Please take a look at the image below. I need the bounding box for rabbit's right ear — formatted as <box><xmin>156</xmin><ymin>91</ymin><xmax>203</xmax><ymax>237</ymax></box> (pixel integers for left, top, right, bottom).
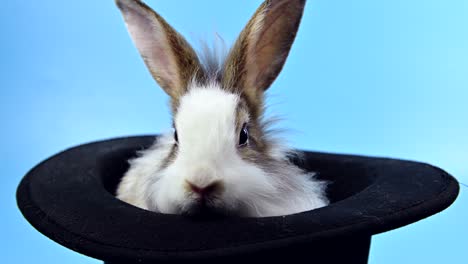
<box><xmin>116</xmin><ymin>0</ymin><xmax>203</xmax><ymax>99</ymax></box>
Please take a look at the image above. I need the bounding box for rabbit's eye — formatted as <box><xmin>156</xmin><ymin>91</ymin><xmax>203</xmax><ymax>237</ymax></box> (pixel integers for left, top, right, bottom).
<box><xmin>239</xmin><ymin>123</ymin><xmax>249</xmax><ymax>147</ymax></box>
<box><xmin>174</xmin><ymin>130</ymin><xmax>178</xmax><ymax>144</ymax></box>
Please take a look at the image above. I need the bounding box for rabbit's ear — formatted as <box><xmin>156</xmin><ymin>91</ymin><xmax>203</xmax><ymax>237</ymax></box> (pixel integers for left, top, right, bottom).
<box><xmin>223</xmin><ymin>0</ymin><xmax>306</xmax><ymax>107</ymax></box>
<box><xmin>116</xmin><ymin>0</ymin><xmax>203</xmax><ymax>99</ymax></box>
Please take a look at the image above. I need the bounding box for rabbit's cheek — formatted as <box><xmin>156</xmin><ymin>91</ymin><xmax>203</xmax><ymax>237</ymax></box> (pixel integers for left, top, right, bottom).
<box><xmin>145</xmin><ymin>168</ymin><xmax>183</xmax><ymax>214</ymax></box>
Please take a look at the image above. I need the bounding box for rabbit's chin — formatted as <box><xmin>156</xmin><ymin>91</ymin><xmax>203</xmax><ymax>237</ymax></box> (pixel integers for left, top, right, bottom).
<box><xmin>147</xmin><ymin>180</ymin><xmax>249</xmax><ymax>217</ymax></box>
<box><xmin>148</xmin><ymin>193</ymin><xmax>244</xmax><ymax>218</ymax></box>
<box><xmin>175</xmin><ymin>199</ymin><xmax>238</xmax><ymax>219</ymax></box>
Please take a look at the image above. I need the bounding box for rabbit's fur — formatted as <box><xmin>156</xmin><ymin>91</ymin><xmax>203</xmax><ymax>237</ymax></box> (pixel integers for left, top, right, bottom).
<box><xmin>115</xmin><ymin>0</ymin><xmax>329</xmax><ymax>217</ymax></box>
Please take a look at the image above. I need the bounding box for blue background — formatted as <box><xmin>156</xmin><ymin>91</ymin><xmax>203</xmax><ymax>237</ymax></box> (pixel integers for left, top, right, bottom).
<box><xmin>2</xmin><ymin>0</ymin><xmax>467</xmax><ymax>263</ymax></box>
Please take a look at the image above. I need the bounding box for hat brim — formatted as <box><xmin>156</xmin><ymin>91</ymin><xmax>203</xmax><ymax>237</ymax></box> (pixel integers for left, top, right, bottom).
<box><xmin>16</xmin><ymin>135</ymin><xmax>459</xmax><ymax>263</ymax></box>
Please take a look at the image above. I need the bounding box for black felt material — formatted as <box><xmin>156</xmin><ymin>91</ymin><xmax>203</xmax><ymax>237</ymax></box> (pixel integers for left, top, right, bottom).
<box><xmin>16</xmin><ymin>136</ymin><xmax>459</xmax><ymax>264</ymax></box>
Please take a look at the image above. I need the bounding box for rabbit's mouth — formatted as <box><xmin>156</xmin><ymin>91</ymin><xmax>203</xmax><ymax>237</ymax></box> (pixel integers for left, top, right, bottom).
<box><xmin>180</xmin><ymin>198</ymin><xmax>231</xmax><ymax>219</ymax></box>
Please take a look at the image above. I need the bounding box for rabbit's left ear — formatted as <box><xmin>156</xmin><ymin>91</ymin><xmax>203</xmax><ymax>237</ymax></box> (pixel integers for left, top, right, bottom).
<box><xmin>116</xmin><ymin>0</ymin><xmax>203</xmax><ymax>99</ymax></box>
<box><xmin>223</xmin><ymin>0</ymin><xmax>306</xmax><ymax>113</ymax></box>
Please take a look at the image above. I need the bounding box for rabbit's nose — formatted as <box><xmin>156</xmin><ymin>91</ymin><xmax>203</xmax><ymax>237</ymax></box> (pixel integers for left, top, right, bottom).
<box><xmin>185</xmin><ymin>180</ymin><xmax>223</xmax><ymax>197</ymax></box>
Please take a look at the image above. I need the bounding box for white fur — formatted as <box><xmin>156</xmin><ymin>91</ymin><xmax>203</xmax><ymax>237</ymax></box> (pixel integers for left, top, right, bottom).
<box><xmin>117</xmin><ymin>85</ymin><xmax>328</xmax><ymax>217</ymax></box>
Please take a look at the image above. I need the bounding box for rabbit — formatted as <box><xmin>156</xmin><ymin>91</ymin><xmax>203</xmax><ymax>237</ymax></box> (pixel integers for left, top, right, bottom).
<box><xmin>114</xmin><ymin>0</ymin><xmax>329</xmax><ymax>217</ymax></box>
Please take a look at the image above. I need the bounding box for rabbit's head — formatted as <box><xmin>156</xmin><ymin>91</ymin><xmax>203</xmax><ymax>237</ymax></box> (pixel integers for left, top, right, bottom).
<box><xmin>116</xmin><ymin>0</ymin><xmax>327</xmax><ymax>217</ymax></box>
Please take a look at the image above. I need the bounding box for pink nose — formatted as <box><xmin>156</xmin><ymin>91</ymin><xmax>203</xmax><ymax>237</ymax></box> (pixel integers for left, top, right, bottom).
<box><xmin>185</xmin><ymin>180</ymin><xmax>223</xmax><ymax>197</ymax></box>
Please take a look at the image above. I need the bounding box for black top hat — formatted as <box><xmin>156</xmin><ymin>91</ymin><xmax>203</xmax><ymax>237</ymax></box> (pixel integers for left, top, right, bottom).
<box><xmin>16</xmin><ymin>135</ymin><xmax>459</xmax><ymax>264</ymax></box>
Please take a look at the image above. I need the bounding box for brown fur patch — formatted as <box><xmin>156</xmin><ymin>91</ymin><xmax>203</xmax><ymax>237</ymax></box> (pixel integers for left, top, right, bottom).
<box><xmin>159</xmin><ymin>143</ymin><xmax>178</xmax><ymax>170</ymax></box>
<box><xmin>235</xmin><ymin>97</ymin><xmax>271</xmax><ymax>158</ymax></box>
